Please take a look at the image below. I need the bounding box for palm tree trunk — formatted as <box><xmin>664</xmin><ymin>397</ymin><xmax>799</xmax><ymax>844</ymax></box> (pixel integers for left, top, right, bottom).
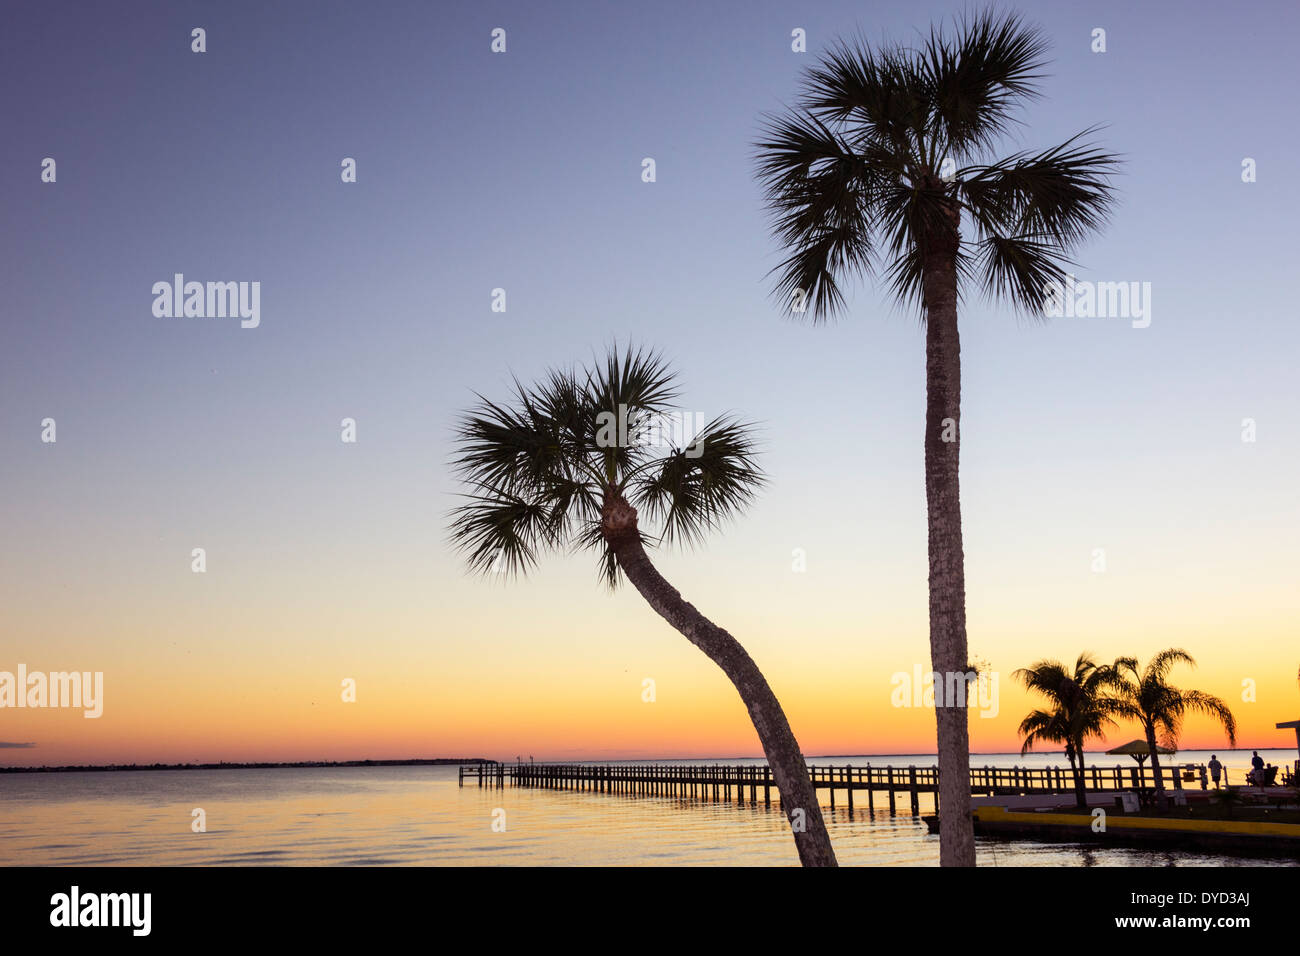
<box><xmin>920</xmin><ymin>203</ymin><xmax>976</xmax><ymax>867</ymax></box>
<box><xmin>1062</xmin><ymin>745</ymin><xmax>1085</xmax><ymax>808</ymax></box>
<box><xmin>602</xmin><ymin>497</ymin><xmax>837</xmax><ymax>867</ymax></box>
<box><xmin>1145</xmin><ymin>722</ymin><xmax>1168</xmax><ymax>809</ymax></box>
<box><xmin>1073</xmin><ymin>737</ymin><xmax>1089</xmax><ymax>810</ymax></box>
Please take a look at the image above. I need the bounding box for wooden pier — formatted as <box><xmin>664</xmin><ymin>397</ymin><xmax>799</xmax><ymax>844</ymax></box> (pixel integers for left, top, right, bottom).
<box><xmin>459</xmin><ymin>761</ymin><xmax>1209</xmax><ymax>814</ymax></box>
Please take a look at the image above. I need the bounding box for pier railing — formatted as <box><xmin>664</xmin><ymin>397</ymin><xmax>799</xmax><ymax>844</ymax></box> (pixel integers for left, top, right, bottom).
<box><xmin>458</xmin><ymin>760</ymin><xmax>1209</xmax><ymax>813</ymax></box>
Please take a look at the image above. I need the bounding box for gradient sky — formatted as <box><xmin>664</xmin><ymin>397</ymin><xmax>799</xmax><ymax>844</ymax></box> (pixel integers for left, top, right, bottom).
<box><xmin>2</xmin><ymin>0</ymin><xmax>1298</xmax><ymax>766</ymax></box>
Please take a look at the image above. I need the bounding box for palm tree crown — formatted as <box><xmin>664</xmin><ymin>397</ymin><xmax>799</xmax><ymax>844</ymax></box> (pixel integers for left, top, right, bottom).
<box><xmin>1111</xmin><ymin>649</ymin><xmax>1238</xmax><ymax>751</ymax></box>
<box><xmin>1015</xmin><ymin>654</ymin><xmax>1122</xmax><ymax>759</ymax></box>
<box><xmin>755</xmin><ymin>9</ymin><xmax>1119</xmax><ymax>320</ymax></box>
<box><xmin>449</xmin><ymin>346</ymin><xmax>762</xmax><ymax>587</ymax></box>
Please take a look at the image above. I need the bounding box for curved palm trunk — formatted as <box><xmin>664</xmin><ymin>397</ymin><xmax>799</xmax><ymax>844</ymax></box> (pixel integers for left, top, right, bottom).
<box><xmin>602</xmin><ymin>497</ymin><xmax>837</xmax><ymax>867</ymax></box>
<box><xmin>921</xmin><ymin>200</ymin><xmax>976</xmax><ymax>867</ymax></box>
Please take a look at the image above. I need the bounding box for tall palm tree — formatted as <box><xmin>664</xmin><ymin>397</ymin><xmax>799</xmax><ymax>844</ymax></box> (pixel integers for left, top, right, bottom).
<box><xmin>1109</xmin><ymin>649</ymin><xmax>1237</xmax><ymax>807</ymax></box>
<box><xmin>448</xmin><ymin>345</ymin><xmax>837</xmax><ymax>867</ymax></box>
<box><xmin>754</xmin><ymin>10</ymin><xmax>1119</xmax><ymax>865</ymax></box>
<box><xmin>1014</xmin><ymin>654</ymin><xmax>1122</xmax><ymax>809</ymax></box>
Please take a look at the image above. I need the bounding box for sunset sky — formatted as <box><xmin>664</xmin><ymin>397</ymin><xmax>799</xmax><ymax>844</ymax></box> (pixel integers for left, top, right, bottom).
<box><xmin>2</xmin><ymin>0</ymin><xmax>1298</xmax><ymax>767</ymax></box>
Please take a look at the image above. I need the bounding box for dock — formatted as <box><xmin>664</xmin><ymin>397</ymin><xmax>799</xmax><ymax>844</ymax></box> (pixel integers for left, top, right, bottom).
<box><xmin>964</xmin><ymin>803</ymin><xmax>1300</xmax><ymax>858</ymax></box>
<box><xmin>459</xmin><ymin>761</ymin><xmax>1209</xmax><ymax>814</ymax></box>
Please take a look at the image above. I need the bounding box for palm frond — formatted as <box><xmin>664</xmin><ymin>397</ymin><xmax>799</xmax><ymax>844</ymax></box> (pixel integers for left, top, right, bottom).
<box><xmin>1013</xmin><ymin>660</ymin><xmax>1071</xmax><ymax>701</ymax></box>
<box><xmin>453</xmin><ymin>383</ymin><xmax>571</xmax><ymax>494</ymax></box>
<box><xmin>585</xmin><ymin>346</ymin><xmax>678</xmax><ymax>481</ymax></box>
<box><xmin>1179</xmin><ymin>690</ymin><xmax>1238</xmax><ymax>747</ymax></box>
<box><xmin>921</xmin><ymin>10</ymin><xmax>1050</xmax><ymax>161</ymax></box>
<box><xmin>974</xmin><ymin>233</ymin><xmax>1072</xmax><ymax>316</ymax></box>
<box><xmin>447</xmin><ymin>488</ymin><xmax>555</xmax><ymax>579</ymax></box>
<box><xmin>632</xmin><ymin>416</ymin><xmax>765</xmax><ymax>547</ymax></box>
<box><xmin>572</xmin><ymin>520</ymin><xmax>626</xmax><ymax>590</ymax></box>
<box><xmin>958</xmin><ymin>131</ymin><xmax>1119</xmax><ymax>248</ymax></box>
<box><xmin>800</xmin><ymin>37</ymin><xmax>929</xmax><ymax>156</ymax></box>
<box><xmin>1018</xmin><ymin>709</ymin><xmax>1066</xmax><ymax>755</ymax></box>
<box><xmin>755</xmin><ymin>111</ymin><xmax>881</xmax><ymax>320</ymax></box>
<box><xmin>588</xmin><ymin>344</ymin><xmax>680</xmax><ymax>418</ymax></box>
<box><xmin>1145</xmin><ymin>647</ymin><xmax>1197</xmax><ymax>685</ymax></box>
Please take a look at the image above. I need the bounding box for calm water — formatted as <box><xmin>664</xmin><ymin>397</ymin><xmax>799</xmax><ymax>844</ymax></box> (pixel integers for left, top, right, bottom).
<box><xmin>2</xmin><ymin>751</ymin><xmax>1295</xmax><ymax>866</ymax></box>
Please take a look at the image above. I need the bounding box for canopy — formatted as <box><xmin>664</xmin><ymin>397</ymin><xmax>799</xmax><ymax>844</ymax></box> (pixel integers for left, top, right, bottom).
<box><xmin>1106</xmin><ymin>739</ymin><xmax>1176</xmax><ymax>765</ymax></box>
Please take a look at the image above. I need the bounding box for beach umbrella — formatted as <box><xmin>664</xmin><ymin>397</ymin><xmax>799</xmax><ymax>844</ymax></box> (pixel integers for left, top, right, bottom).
<box><xmin>1106</xmin><ymin>739</ymin><xmax>1176</xmax><ymax>766</ymax></box>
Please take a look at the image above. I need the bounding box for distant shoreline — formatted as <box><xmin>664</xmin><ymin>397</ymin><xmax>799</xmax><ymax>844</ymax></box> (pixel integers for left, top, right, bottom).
<box><xmin>0</xmin><ymin>758</ymin><xmax>496</xmax><ymax>775</ymax></box>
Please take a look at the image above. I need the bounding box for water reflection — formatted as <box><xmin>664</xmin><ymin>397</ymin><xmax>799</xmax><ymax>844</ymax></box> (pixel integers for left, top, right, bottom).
<box><xmin>0</xmin><ymin>764</ymin><xmax>1292</xmax><ymax>866</ymax></box>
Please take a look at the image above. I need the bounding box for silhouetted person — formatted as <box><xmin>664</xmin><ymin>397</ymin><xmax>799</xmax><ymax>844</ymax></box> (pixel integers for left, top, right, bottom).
<box><xmin>1248</xmin><ymin>750</ymin><xmax>1265</xmax><ymax>785</ymax></box>
<box><xmin>1208</xmin><ymin>754</ymin><xmax>1223</xmax><ymax>789</ymax></box>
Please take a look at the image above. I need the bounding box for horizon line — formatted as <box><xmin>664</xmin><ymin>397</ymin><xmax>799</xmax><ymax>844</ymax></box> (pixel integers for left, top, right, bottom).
<box><xmin>5</xmin><ymin>745</ymin><xmax>1290</xmax><ymax>774</ymax></box>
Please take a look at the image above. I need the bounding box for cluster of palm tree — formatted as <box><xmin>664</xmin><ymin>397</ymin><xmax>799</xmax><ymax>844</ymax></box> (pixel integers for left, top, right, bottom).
<box><xmin>449</xmin><ymin>9</ymin><xmax>1121</xmax><ymax>868</ymax></box>
<box><xmin>1016</xmin><ymin>649</ymin><xmax>1237</xmax><ymax>810</ymax></box>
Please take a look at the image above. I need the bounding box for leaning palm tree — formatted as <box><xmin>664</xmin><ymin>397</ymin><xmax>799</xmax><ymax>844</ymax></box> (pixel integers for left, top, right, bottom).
<box><xmin>1109</xmin><ymin>649</ymin><xmax>1237</xmax><ymax>808</ymax></box>
<box><xmin>754</xmin><ymin>10</ymin><xmax>1119</xmax><ymax>865</ymax></box>
<box><xmin>448</xmin><ymin>345</ymin><xmax>836</xmax><ymax>867</ymax></box>
<box><xmin>1014</xmin><ymin>654</ymin><xmax>1122</xmax><ymax>809</ymax></box>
